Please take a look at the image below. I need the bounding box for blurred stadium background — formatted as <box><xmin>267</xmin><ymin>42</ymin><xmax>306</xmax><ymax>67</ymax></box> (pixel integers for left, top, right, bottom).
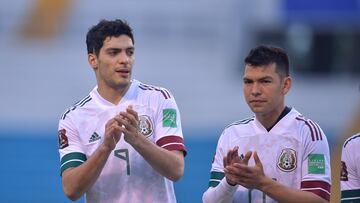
<box><xmin>0</xmin><ymin>0</ymin><xmax>359</xmax><ymax>202</ymax></box>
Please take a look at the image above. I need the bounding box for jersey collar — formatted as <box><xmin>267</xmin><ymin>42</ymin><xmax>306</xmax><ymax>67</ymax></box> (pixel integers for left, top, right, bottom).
<box><xmin>254</xmin><ymin>107</ymin><xmax>295</xmax><ymax>133</ymax></box>
<box><xmin>91</xmin><ymin>79</ymin><xmax>140</xmax><ymax>108</ymax></box>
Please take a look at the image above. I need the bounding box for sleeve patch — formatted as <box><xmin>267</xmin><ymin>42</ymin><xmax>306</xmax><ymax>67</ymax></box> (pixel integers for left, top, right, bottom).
<box><xmin>58</xmin><ymin>129</ymin><xmax>69</xmax><ymax>149</ymax></box>
<box><xmin>162</xmin><ymin>108</ymin><xmax>177</xmax><ymax>128</ymax></box>
<box><xmin>308</xmin><ymin>154</ymin><xmax>325</xmax><ymax>174</ymax></box>
<box><xmin>340</xmin><ymin>161</ymin><xmax>349</xmax><ymax>181</ymax></box>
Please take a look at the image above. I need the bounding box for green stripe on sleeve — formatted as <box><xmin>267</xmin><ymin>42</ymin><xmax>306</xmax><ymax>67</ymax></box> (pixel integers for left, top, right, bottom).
<box><xmin>341</xmin><ymin>189</ymin><xmax>360</xmax><ymax>202</ymax></box>
<box><xmin>208</xmin><ymin>171</ymin><xmax>225</xmax><ymax>187</ymax></box>
<box><xmin>60</xmin><ymin>152</ymin><xmax>87</xmax><ymax>176</ymax></box>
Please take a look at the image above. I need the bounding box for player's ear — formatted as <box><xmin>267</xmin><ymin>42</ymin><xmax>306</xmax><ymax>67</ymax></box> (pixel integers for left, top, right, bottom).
<box><xmin>88</xmin><ymin>53</ymin><xmax>98</xmax><ymax>70</ymax></box>
<box><xmin>282</xmin><ymin>76</ymin><xmax>292</xmax><ymax>95</ymax></box>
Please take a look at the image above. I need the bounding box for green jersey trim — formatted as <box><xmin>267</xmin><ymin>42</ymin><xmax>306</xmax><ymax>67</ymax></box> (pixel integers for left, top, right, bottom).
<box><xmin>60</xmin><ymin>152</ymin><xmax>87</xmax><ymax>175</ymax></box>
<box><xmin>208</xmin><ymin>171</ymin><xmax>225</xmax><ymax>187</ymax></box>
<box><xmin>341</xmin><ymin>189</ymin><xmax>360</xmax><ymax>202</ymax></box>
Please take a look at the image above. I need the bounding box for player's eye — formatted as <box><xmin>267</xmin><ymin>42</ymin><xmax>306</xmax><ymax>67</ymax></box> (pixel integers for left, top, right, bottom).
<box><xmin>243</xmin><ymin>79</ymin><xmax>253</xmax><ymax>84</ymax></box>
<box><xmin>126</xmin><ymin>48</ymin><xmax>134</xmax><ymax>56</ymax></box>
<box><xmin>107</xmin><ymin>48</ymin><xmax>121</xmax><ymax>56</ymax></box>
<box><xmin>260</xmin><ymin>79</ymin><xmax>272</xmax><ymax>84</ymax></box>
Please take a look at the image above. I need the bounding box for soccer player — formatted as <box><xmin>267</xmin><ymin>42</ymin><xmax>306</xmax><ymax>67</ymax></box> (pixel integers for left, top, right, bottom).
<box><xmin>340</xmin><ymin>132</ymin><xmax>360</xmax><ymax>202</ymax></box>
<box><xmin>58</xmin><ymin>19</ymin><xmax>186</xmax><ymax>203</ymax></box>
<box><xmin>202</xmin><ymin>45</ymin><xmax>331</xmax><ymax>203</ymax></box>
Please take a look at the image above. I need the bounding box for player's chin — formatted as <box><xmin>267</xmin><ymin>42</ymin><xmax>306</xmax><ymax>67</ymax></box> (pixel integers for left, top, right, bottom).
<box><xmin>113</xmin><ymin>80</ymin><xmax>131</xmax><ymax>89</ymax></box>
<box><xmin>249</xmin><ymin>105</ymin><xmax>265</xmax><ymax>114</ymax></box>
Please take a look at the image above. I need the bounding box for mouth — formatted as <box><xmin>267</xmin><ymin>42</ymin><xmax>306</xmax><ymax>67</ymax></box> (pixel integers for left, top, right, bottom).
<box><xmin>115</xmin><ymin>69</ymin><xmax>130</xmax><ymax>77</ymax></box>
<box><xmin>249</xmin><ymin>100</ymin><xmax>266</xmax><ymax>104</ymax></box>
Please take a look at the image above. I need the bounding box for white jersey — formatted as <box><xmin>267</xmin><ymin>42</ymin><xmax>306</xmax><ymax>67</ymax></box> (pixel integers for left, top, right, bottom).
<box><xmin>203</xmin><ymin>108</ymin><xmax>331</xmax><ymax>203</ymax></box>
<box><xmin>58</xmin><ymin>79</ymin><xmax>186</xmax><ymax>203</ymax></box>
<box><xmin>341</xmin><ymin>132</ymin><xmax>360</xmax><ymax>202</ymax></box>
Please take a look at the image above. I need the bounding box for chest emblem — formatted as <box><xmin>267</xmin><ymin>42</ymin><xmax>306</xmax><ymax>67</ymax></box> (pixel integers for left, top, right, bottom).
<box><xmin>277</xmin><ymin>148</ymin><xmax>297</xmax><ymax>172</ymax></box>
<box><xmin>138</xmin><ymin>115</ymin><xmax>153</xmax><ymax>138</ymax></box>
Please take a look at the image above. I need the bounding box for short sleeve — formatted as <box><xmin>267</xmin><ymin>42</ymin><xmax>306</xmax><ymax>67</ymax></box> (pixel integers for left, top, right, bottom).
<box><xmin>341</xmin><ymin>134</ymin><xmax>360</xmax><ymax>193</ymax></box>
<box><xmin>58</xmin><ymin>115</ymin><xmax>87</xmax><ymax>175</ymax></box>
<box><xmin>300</xmin><ymin>121</ymin><xmax>331</xmax><ymax>201</ymax></box>
<box><xmin>153</xmin><ymin>90</ymin><xmax>187</xmax><ymax>155</ymax></box>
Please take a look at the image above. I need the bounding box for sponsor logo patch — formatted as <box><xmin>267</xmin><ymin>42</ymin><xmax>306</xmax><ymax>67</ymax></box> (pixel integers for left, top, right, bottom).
<box><xmin>277</xmin><ymin>148</ymin><xmax>297</xmax><ymax>172</ymax></box>
<box><xmin>138</xmin><ymin>115</ymin><xmax>153</xmax><ymax>138</ymax></box>
<box><xmin>89</xmin><ymin>132</ymin><xmax>101</xmax><ymax>143</ymax></box>
<box><xmin>58</xmin><ymin>129</ymin><xmax>69</xmax><ymax>149</ymax></box>
<box><xmin>340</xmin><ymin>161</ymin><xmax>348</xmax><ymax>181</ymax></box>
<box><xmin>163</xmin><ymin>108</ymin><xmax>177</xmax><ymax>128</ymax></box>
<box><xmin>308</xmin><ymin>154</ymin><xmax>325</xmax><ymax>174</ymax></box>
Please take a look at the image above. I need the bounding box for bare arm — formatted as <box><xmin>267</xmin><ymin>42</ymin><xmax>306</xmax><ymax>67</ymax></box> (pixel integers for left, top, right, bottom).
<box><xmin>129</xmin><ymin>136</ymin><xmax>184</xmax><ymax>181</ymax></box>
<box><xmin>260</xmin><ymin>177</ymin><xmax>328</xmax><ymax>203</ymax></box>
<box><xmin>115</xmin><ymin>106</ymin><xmax>184</xmax><ymax>181</ymax></box>
<box><xmin>62</xmin><ymin>118</ymin><xmax>123</xmax><ymax>201</ymax></box>
<box><xmin>225</xmin><ymin>151</ymin><xmax>329</xmax><ymax>203</ymax></box>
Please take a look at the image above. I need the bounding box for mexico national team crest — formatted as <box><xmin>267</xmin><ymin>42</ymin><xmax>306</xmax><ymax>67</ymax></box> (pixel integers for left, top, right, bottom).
<box><xmin>138</xmin><ymin>115</ymin><xmax>153</xmax><ymax>138</ymax></box>
<box><xmin>277</xmin><ymin>148</ymin><xmax>297</xmax><ymax>172</ymax></box>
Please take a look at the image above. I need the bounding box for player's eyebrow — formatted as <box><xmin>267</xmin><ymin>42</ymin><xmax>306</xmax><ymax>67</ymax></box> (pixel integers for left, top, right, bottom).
<box><xmin>106</xmin><ymin>46</ymin><xmax>134</xmax><ymax>51</ymax></box>
<box><xmin>258</xmin><ymin>76</ymin><xmax>273</xmax><ymax>80</ymax></box>
<box><xmin>243</xmin><ymin>76</ymin><xmax>273</xmax><ymax>81</ymax></box>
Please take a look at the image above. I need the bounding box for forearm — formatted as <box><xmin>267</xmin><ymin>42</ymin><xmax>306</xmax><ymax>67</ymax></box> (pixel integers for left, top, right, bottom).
<box><xmin>260</xmin><ymin>177</ymin><xmax>329</xmax><ymax>203</ymax></box>
<box><xmin>62</xmin><ymin>145</ymin><xmax>112</xmax><ymax>201</ymax></box>
<box><xmin>129</xmin><ymin>135</ymin><xmax>184</xmax><ymax>181</ymax></box>
<box><xmin>203</xmin><ymin>178</ymin><xmax>238</xmax><ymax>203</ymax></box>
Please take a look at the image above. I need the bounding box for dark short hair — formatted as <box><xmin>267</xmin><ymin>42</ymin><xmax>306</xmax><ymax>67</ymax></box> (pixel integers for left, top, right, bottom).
<box><xmin>86</xmin><ymin>19</ymin><xmax>134</xmax><ymax>56</ymax></box>
<box><xmin>244</xmin><ymin>45</ymin><xmax>290</xmax><ymax>77</ymax></box>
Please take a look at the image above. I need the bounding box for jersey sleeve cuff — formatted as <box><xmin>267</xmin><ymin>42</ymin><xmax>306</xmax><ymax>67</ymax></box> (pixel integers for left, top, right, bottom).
<box><xmin>156</xmin><ymin>135</ymin><xmax>187</xmax><ymax>156</ymax></box>
<box><xmin>301</xmin><ymin>180</ymin><xmax>331</xmax><ymax>201</ymax></box>
<box><xmin>60</xmin><ymin>152</ymin><xmax>87</xmax><ymax>176</ymax></box>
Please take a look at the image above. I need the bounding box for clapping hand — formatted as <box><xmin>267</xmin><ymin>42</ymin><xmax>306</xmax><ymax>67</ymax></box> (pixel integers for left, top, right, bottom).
<box><xmin>224</xmin><ymin>151</ymin><xmax>265</xmax><ymax>189</ymax></box>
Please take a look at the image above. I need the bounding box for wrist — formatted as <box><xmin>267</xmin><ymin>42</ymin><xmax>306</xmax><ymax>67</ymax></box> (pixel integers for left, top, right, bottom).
<box><xmin>226</xmin><ymin>177</ymin><xmax>237</xmax><ymax>186</ymax></box>
<box><xmin>220</xmin><ymin>178</ymin><xmax>239</xmax><ymax>194</ymax></box>
<box><xmin>259</xmin><ymin>176</ymin><xmax>274</xmax><ymax>192</ymax></box>
<box><xmin>99</xmin><ymin>144</ymin><xmax>113</xmax><ymax>155</ymax></box>
<box><xmin>125</xmin><ymin>132</ymin><xmax>143</xmax><ymax>147</ymax></box>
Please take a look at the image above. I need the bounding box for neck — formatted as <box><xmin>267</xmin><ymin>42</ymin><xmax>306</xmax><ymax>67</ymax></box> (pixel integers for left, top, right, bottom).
<box><xmin>97</xmin><ymin>83</ymin><xmax>131</xmax><ymax>105</ymax></box>
<box><xmin>256</xmin><ymin>105</ymin><xmax>285</xmax><ymax>130</ymax></box>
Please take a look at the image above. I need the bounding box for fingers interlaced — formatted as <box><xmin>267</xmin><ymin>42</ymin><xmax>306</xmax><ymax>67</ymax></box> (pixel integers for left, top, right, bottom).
<box><xmin>126</xmin><ymin>106</ymin><xmax>139</xmax><ymax>121</ymax></box>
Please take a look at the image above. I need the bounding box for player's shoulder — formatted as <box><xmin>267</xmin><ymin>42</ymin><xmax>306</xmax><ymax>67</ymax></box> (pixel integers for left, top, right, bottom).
<box><xmin>343</xmin><ymin>132</ymin><xmax>360</xmax><ymax>149</ymax></box>
<box><xmin>60</xmin><ymin>94</ymin><xmax>93</xmax><ymax>120</ymax></box>
<box><xmin>217</xmin><ymin>117</ymin><xmax>255</xmax><ymax>142</ymax></box>
<box><xmin>294</xmin><ymin>113</ymin><xmax>321</xmax><ymax>129</ymax></box>
<box><xmin>137</xmin><ymin>81</ymin><xmax>173</xmax><ymax>100</ymax></box>
<box><xmin>293</xmin><ymin>111</ymin><xmax>325</xmax><ymax>142</ymax></box>
<box><xmin>225</xmin><ymin>117</ymin><xmax>255</xmax><ymax>130</ymax></box>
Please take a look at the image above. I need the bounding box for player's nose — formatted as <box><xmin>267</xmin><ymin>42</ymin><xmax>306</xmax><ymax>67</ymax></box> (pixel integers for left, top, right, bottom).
<box><xmin>251</xmin><ymin>83</ymin><xmax>261</xmax><ymax>96</ymax></box>
<box><xmin>118</xmin><ymin>52</ymin><xmax>129</xmax><ymax>64</ymax></box>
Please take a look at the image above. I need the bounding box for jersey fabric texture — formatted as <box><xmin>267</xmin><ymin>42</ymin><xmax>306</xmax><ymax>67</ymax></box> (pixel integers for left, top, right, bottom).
<box><xmin>204</xmin><ymin>108</ymin><xmax>331</xmax><ymax>203</ymax></box>
<box><xmin>341</xmin><ymin>132</ymin><xmax>360</xmax><ymax>202</ymax></box>
<box><xmin>58</xmin><ymin>79</ymin><xmax>186</xmax><ymax>203</ymax></box>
